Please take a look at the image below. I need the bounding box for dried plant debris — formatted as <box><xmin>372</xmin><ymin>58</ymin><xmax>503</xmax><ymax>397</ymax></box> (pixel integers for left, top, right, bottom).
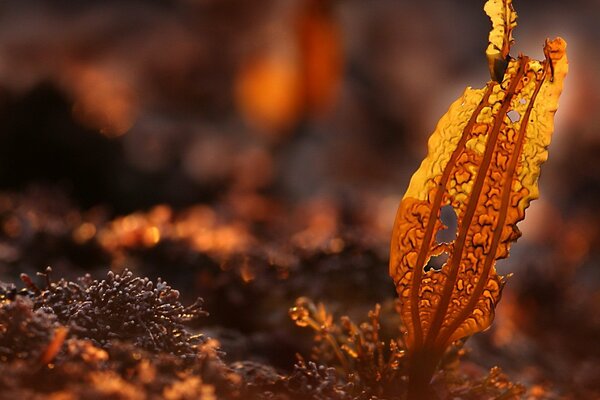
<box><xmin>2</xmin><ymin>268</ymin><xmax>528</xmax><ymax>399</ymax></box>
<box><xmin>289</xmin><ymin>297</ymin><xmax>525</xmax><ymax>399</ymax></box>
<box><xmin>389</xmin><ymin>0</ymin><xmax>567</xmax><ymax>395</ymax></box>
<box><xmin>290</xmin><ymin>298</ymin><xmax>407</xmax><ymax>398</ymax></box>
<box><xmin>0</xmin><ymin>291</ymin><xmax>60</xmax><ymax>363</ymax></box>
<box><xmin>286</xmin><ymin>360</ymin><xmax>353</xmax><ymax>400</ymax></box>
<box><xmin>1</xmin><ymin>271</ymin><xmax>361</xmax><ymax>400</ymax></box>
<box><xmin>0</xmin><ymin>338</ymin><xmax>239</xmax><ymax>399</ymax></box>
<box><xmin>0</xmin><ymin>269</ymin><xmax>244</xmax><ymax>399</ymax></box>
<box><xmin>25</xmin><ymin>268</ymin><xmax>208</xmax><ymax>360</ymax></box>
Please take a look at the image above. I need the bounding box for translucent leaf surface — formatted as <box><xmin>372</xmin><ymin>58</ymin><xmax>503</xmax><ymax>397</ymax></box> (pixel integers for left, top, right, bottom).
<box><xmin>388</xmin><ymin>0</ymin><xmax>568</xmax><ymax>393</ymax></box>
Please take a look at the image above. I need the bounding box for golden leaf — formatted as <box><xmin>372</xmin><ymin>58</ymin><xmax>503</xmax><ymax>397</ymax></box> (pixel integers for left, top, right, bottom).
<box><xmin>485</xmin><ymin>0</ymin><xmax>517</xmax><ymax>82</ymax></box>
<box><xmin>388</xmin><ymin>0</ymin><xmax>567</xmax><ymax>395</ymax></box>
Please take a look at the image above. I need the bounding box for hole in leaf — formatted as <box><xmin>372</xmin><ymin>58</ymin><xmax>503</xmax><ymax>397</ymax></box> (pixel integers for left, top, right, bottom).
<box><xmin>519</xmin><ymin>98</ymin><xmax>527</xmax><ymax>105</ymax></box>
<box><xmin>507</xmin><ymin>109</ymin><xmax>520</xmax><ymax>123</ymax></box>
<box><xmin>425</xmin><ymin>252</ymin><xmax>449</xmax><ymax>272</ymax></box>
<box><xmin>436</xmin><ymin>204</ymin><xmax>458</xmax><ymax>244</ymax></box>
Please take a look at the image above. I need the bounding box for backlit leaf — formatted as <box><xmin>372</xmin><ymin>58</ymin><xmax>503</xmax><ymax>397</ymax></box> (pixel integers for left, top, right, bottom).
<box><xmin>388</xmin><ymin>0</ymin><xmax>568</xmax><ymax>394</ymax></box>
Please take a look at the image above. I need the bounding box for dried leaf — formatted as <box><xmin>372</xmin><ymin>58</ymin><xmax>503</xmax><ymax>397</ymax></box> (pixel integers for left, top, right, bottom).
<box><xmin>388</xmin><ymin>0</ymin><xmax>568</xmax><ymax>394</ymax></box>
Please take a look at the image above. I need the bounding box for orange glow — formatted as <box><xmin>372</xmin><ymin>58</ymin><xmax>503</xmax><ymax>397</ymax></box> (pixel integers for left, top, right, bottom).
<box><xmin>239</xmin><ymin>259</ymin><xmax>256</xmax><ymax>283</ymax></box>
<box><xmin>235</xmin><ymin>52</ymin><xmax>302</xmax><ymax>135</ymax></box>
<box><xmin>73</xmin><ymin>222</ymin><xmax>97</xmax><ymax>244</ymax></box>
<box><xmin>39</xmin><ymin>326</ymin><xmax>69</xmax><ymax>365</ymax></box>
<box><xmin>234</xmin><ymin>0</ymin><xmax>343</xmax><ymax>136</ymax></box>
<box><xmin>143</xmin><ymin>226</ymin><xmax>161</xmax><ymax>247</ymax></box>
<box><xmin>94</xmin><ymin>204</ymin><xmax>252</xmax><ymax>258</ymax></box>
<box><xmin>292</xmin><ymin>199</ymin><xmax>339</xmax><ymax>251</ymax></box>
<box><xmin>297</xmin><ymin>0</ymin><xmax>343</xmax><ymax>115</ymax></box>
<box><xmin>65</xmin><ymin>64</ymin><xmax>138</xmax><ymax>138</ymax></box>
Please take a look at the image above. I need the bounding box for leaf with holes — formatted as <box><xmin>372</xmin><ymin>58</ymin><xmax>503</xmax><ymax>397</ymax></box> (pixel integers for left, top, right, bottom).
<box><xmin>388</xmin><ymin>0</ymin><xmax>568</xmax><ymax>395</ymax></box>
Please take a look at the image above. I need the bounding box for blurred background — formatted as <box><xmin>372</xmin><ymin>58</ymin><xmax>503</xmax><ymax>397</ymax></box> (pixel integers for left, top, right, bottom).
<box><xmin>0</xmin><ymin>0</ymin><xmax>598</xmax><ymax>398</ymax></box>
